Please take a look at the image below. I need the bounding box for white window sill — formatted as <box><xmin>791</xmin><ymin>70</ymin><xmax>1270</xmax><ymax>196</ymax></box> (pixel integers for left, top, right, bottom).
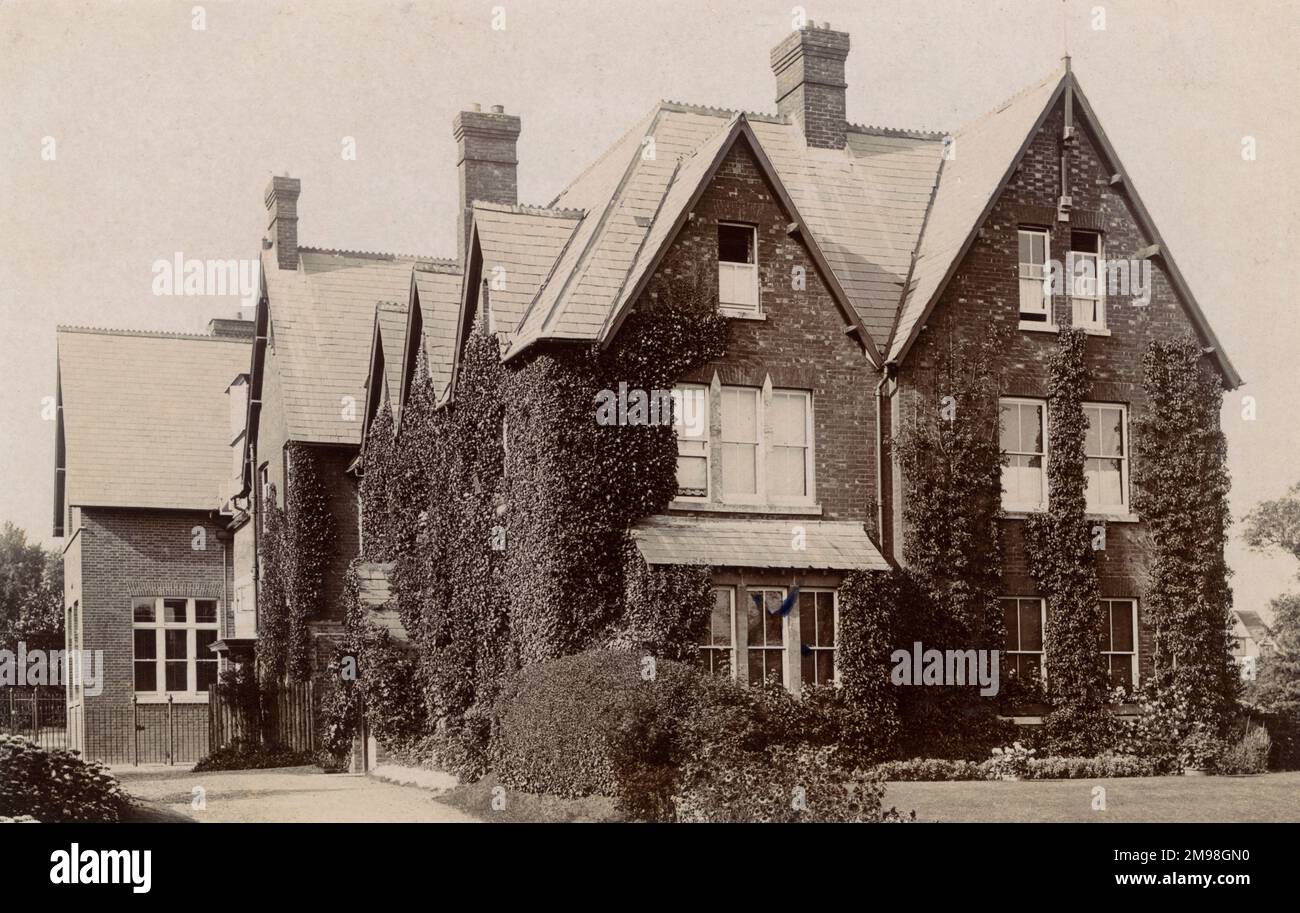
<box><xmin>719</xmin><ymin>307</ymin><xmax>765</xmax><ymax>321</ymax></box>
<box><xmin>1001</xmin><ymin>507</ymin><xmax>1047</xmax><ymax>518</ymax></box>
<box><xmin>1079</xmin><ymin>326</ymin><xmax>1111</xmax><ymax>336</ymax></box>
<box><xmin>1087</xmin><ymin>511</ymin><xmax>1139</xmax><ymax>523</ymax></box>
<box><xmin>133</xmin><ymin>694</ymin><xmax>210</xmax><ymax>705</ymax></box>
<box><xmin>1019</xmin><ymin>320</ymin><xmax>1058</xmax><ymax>333</ymax></box>
<box><xmin>669</xmin><ymin>498</ymin><xmax>822</xmax><ymax>516</ymax></box>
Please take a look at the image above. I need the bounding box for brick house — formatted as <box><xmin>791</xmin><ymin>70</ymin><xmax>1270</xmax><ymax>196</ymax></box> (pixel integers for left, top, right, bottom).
<box><xmin>240</xmin><ymin>178</ymin><xmax>460</xmax><ymax>670</ymax></box>
<box><xmin>53</xmin><ymin>322</ymin><xmax>252</xmax><ymax>759</ymax></box>
<box><xmin>378</xmin><ymin>24</ymin><xmax>1238</xmax><ymax>703</ymax></box>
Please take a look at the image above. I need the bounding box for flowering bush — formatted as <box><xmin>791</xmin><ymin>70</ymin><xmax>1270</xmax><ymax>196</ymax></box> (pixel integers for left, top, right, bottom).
<box><xmin>987</xmin><ymin>742</ymin><xmax>1036</xmax><ymax>780</ymax></box>
<box><xmin>0</xmin><ymin>735</ymin><xmax>129</xmax><ymax>822</ymax></box>
<box><xmin>1216</xmin><ymin>725</ymin><xmax>1271</xmax><ymax>775</ymax></box>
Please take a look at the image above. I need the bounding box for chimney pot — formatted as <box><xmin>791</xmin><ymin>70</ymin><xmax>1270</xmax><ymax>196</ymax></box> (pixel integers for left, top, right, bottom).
<box><xmin>491</xmin><ymin>104</ymin><xmax>504</xmax><ymax>113</ymax></box>
<box><xmin>770</xmin><ymin>25</ymin><xmax>850</xmax><ymax>149</ymax></box>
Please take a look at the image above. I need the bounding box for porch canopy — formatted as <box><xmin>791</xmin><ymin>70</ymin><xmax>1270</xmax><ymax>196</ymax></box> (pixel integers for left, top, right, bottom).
<box><xmin>630</xmin><ymin>517</ymin><xmax>889</xmax><ymax>571</ymax></box>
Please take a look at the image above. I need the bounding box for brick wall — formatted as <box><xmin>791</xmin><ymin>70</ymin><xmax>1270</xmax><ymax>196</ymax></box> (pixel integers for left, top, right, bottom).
<box><xmin>896</xmin><ymin>96</ymin><xmax>1229</xmax><ymax>681</ymax></box>
<box><xmin>645</xmin><ymin>136</ymin><xmax>879</xmax><ymax>528</ymax></box>
<box><xmin>75</xmin><ymin>508</ymin><xmax>226</xmax><ymax>710</ymax></box>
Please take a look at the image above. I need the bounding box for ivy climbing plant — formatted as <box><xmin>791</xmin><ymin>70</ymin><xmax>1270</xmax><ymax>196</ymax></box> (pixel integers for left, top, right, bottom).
<box><xmin>1023</xmin><ymin>327</ymin><xmax>1109</xmax><ymax>753</ymax></box>
<box><xmin>1131</xmin><ymin>336</ymin><xmax>1237</xmax><ymax>735</ymax></box>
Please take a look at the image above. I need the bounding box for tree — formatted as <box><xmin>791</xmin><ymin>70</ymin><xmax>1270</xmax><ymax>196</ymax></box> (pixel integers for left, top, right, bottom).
<box><xmin>1244</xmin><ymin>483</ymin><xmax>1300</xmax><ymax>563</ymax></box>
<box><xmin>0</xmin><ymin>522</ymin><xmax>63</xmax><ymax>657</ymax></box>
<box><xmin>1248</xmin><ymin>593</ymin><xmax>1300</xmax><ymax>715</ymax></box>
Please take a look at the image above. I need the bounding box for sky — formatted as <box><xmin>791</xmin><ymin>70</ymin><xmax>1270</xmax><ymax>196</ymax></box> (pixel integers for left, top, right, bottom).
<box><xmin>2</xmin><ymin>0</ymin><xmax>1297</xmax><ymax>615</ymax></box>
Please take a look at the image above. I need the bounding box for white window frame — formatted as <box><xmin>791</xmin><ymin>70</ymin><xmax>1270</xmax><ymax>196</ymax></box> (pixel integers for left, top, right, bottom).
<box><xmin>717</xmin><ymin>222</ymin><xmax>760</xmax><ymax>315</ymax></box>
<box><xmin>1069</xmin><ymin>231</ymin><xmax>1106</xmax><ymax>330</ymax></box>
<box><xmin>720</xmin><ymin>385</ymin><xmax>764</xmax><ymax>505</ymax></box>
<box><xmin>745</xmin><ymin>586</ymin><xmax>788</xmax><ymax>689</ymax></box>
<box><xmin>673</xmin><ymin>383</ymin><xmax>711</xmax><ymax>501</ymax></box>
<box><xmin>1018</xmin><ymin>228</ymin><xmax>1053</xmax><ymax>325</ymax></box>
<box><xmin>999</xmin><ymin>396</ymin><xmax>1049</xmax><ymax>512</ymax></box>
<box><xmin>699</xmin><ymin>586</ymin><xmax>736</xmax><ymax>677</ymax></box>
<box><xmin>1001</xmin><ymin>596</ymin><xmax>1047</xmax><ymax>687</ymax></box>
<box><xmin>132</xmin><ymin>597</ymin><xmax>219</xmax><ymax>703</ymax></box>
<box><xmin>797</xmin><ymin>588</ymin><xmax>838</xmax><ymax>691</ymax></box>
<box><xmin>768</xmin><ymin>389</ymin><xmax>815</xmax><ymax>506</ymax></box>
<box><xmin>1101</xmin><ymin>598</ymin><xmax>1139</xmax><ymax>690</ymax></box>
<box><xmin>1082</xmin><ymin>402</ymin><xmax>1130</xmax><ymax>514</ymax></box>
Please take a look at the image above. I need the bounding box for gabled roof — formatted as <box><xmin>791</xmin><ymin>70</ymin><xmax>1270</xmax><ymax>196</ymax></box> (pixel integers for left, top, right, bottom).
<box><xmin>409</xmin><ymin>262</ymin><xmax>464</xmax><ymax>405</ymax></box>
<box><xmin>260</xmin><ymin>246</ymin><xmax>450</xmax><ymax>445</ymax></box>
<box><xmin>55</xmin><ymin>326</ymin><xmax>250</xmax><ymax>515</ymax></box>
<box><xmin>360</xmin><ymin>300</ymin><xmax>408</xmax><ymax>446</ymax></box>
<box><xmin>499</xmin><ymin>102</ymin><xmax>942</xmax><ymax>363</ymax></box>
<box><xmin>886</xmin><ymin>69</ymin><xmax>1242</xmax><ymax>388</ymax></box>
<box><xmin>472</xmin><ymin>202</ymin><xmax>583</xmax><ymax>335</ymax></box>
<box><xmin>1233</xmin><ymin>610</ymin><xmax>1274</xmax><ymax>645</ymax></box>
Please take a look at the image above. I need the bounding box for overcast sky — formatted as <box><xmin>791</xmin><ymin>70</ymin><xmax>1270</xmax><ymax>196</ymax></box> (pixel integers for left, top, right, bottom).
<box><xmin>2</xmin><ymin>0</ymin><xmax>1297</xmax><ymax>616</ymax></box>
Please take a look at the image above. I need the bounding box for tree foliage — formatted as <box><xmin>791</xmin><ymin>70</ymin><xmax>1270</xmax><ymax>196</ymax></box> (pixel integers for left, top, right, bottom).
<box><xmin>0</xmin><ymin>522</ymin><xmax>62</xmax><ymax>657</ymax></box>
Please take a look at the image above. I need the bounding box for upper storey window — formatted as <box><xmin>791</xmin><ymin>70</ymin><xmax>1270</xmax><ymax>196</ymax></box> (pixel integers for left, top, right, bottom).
<box><xmin>718</xmin><ymin>223</ymin><xmax>759</xmax><ymax>314</ymax></box>
<box><xmin>1018</xmin><ymin>228</ymin><xmax>1051</xmax><ymax>324</ymax></box>
<box><xmin>1070</xmin><ymin>231</ymin><xmax>1105</xmax><ymax>330</ymax></box>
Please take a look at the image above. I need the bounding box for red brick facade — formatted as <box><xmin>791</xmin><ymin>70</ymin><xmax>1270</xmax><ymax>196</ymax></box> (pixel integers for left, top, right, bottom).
<box><xmin>894</xmin><ymin>96</ymin><xmax>1229</xmax><ymax>684</ymax></box>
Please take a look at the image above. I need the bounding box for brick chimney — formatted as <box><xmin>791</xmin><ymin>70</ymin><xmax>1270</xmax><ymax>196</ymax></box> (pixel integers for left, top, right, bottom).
<box><xmin>454</xmin><ymin>104</ymin><xmax>521</xmax><ymax>264</ymax></box>
<box><xmin>770</xmin><ymin>23</ymin><xmax>850</xmax><ymax>150</ymax></box>
<box><xmin>264</xmin><ymin>175</ymin><xmax>301</xmax><ymax>271</ymax></box>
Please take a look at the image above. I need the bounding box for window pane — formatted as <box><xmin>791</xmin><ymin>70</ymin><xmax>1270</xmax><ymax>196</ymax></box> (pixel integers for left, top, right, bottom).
<box><xmin>721</xmin><ymin>443</ymin><xmax>756</xmax><ymax>494</ymax></box>
<box><xmin>1108</xmin><ymin>657</ymin><xmax>1133</xmax><ymax>690</ymax></box>
<box><xmin>772</xmin><ymin>393</ymin><xmax>806</xmax><ymax>445</ymax></box>
<box><xmin>763</xmin><ymin>591</ymin><xmax>784</xmax><ymax>644</ymax></box>
<box><xmin>747</xmin><ymin>592</ymin><xmax>764</xmax><ymax>643</ymax></box>
<box><xmin>999</xmin><ymin>404</ymin><xmax>1019</xmax><ymax>453</ymax></box>
<box><xmin>1084</xmin><ymin>407</ymin><xmax>1102</xmax><ymax>456</ymax></box>
<box><xmin>1100</xmin><ymin>408</ymin><xmax>1123</xmax><ymax>457</ymax></box>
<box><xmin>1109</xmin><ymin>602</ymin><xmax>1134</xmax><ymax>652</ymax></box>
<box><xmin>676</xmin><ymin>455</ymin><xmax>707</xmax><ymax>496</ymax></box>
<box><xmin>718</xmin><ymin>224</ymin><xmax>754</xmax><ymax>264</ymax></box>
<box><xmin>165</xmin><ymin>662</ymin><xmax>188</xmax><ymax>692</ymax></box>
<box><xmin>164</xmin><ymin>599</ymin><xmax>187</xmax><ymax>624</ymax></box>
<box><xmin>770</xmin><ymin>447</ymin><xmax>805</xmax><ymax>497</ymax></box>
<box><xmin>165</xmin><ymin>629</ymin><xmax>188</xmax><ymax>660</ymax></box>
<box><xmin>195</xmin><ymin>600</ymin><xmax>218</xmax><ymax>624</ymax></box>
<box><xmin>134</xmin><ymin>629</ymin><xmax>157</xmax><ymax>660</ymax></box>
<box><xmin>673</xmin><ymin>386</ymin><xmax>707</xmax><ymax>440</ymax></box>
<box><xmin>722</xmin><ymin>388</ymin><xmax>757</xmax><ymax>440</ymax></box>
<box><xmin>196</xmin><ymin>629</ymin><xmax>217</xmax><ymax>655</ymax></box>
<box><xmin>1002</xmin><ymin>600</ymin><xmax>1019</xmax><ymax>651</ymax></box>
<box><xmin>801</xmin><ymin>650</ymin><xmax>815</xmax><ymax>686</ymax></box>
<box><xmin>1019</xmin><ymin>404</ymin><xmax>1043</xmax><ymax>454</ymax></box>
<box><xmin>133</xmin><ymin>599</ymin><xmax>156</xmax><ymax>623</ymax></box>
<box><xmin>1019</xmin><ymin>601</ymin><xmax>1043</xmax><ymax>651</ymax></box>
<box><xmin>196</xmin><ymin>660</ymin><xmax>218</xmax><ymax>693</ymax></box>
<box><xmin>134</xmin><ymin>662</ymin><xmax>156</xmax><ymax>692</ymax></box>
<box><xmin>710</xmin><ymin>589</ymin><xmax>732</xmax><ymax>646</ymax></box>
<box><xmin>817</xmin><ymin>593</ymin><xmax>835</xmax><ymax>647</ymax></box>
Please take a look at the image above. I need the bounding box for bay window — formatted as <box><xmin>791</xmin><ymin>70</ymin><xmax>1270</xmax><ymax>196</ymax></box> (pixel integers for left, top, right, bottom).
<box><xmin>698</xmin><ymin>586</ymin><xmax>735</xmax><ymax>676</ymax></box>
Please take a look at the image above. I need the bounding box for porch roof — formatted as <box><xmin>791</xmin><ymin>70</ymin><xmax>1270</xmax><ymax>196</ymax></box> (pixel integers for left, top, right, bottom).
<box><xmin>630</xmin><ymin>516</ymin><xmax>888</xmax><ymax>572</ymax></box>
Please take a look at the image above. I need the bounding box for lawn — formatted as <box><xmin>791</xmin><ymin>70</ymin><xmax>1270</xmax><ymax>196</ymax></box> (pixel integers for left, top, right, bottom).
<box><xmin>886</xmin><ymin>771</ymin><xmax>1300</xmax><ymax>822</ymax></box>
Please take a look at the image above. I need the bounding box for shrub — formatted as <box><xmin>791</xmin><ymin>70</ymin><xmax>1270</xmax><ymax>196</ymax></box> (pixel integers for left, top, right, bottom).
<box><xmin>1178</xmin><ymin>724</ymin><xmax>1226</xmax><ymax>772</ymax></box>
<box><xmin>192</xmin><ymin>738</ymin><xmax>316</xmax><ymax>772</ymax></box>
<box><xmin>1022</xmin><ymin>754</ymin><xmax>1153</xmax><ymax>779</ymax></box>
<box><xmin>0</xmin><ymin>735</ymin><xmax>129</xmax><ymax>822</ymax></box>
<box><xmin>870</xmin><ymin>758</ymin><xmax>986</xmax><ymax>781</ymax></box>
<box><xmin>1216</xmin><ymin>725</ymin><xmax>1271</xmax><ymax>775</ymax></box>
<box><xmin>987</xmin><ymin>742</ymin><xmax>1036</xmax><ymax>780</ymax></box>
<box><xmin>674</xmin><ymin>744</ymin><xmax>888</xmax><ymax>823</ymax></box>
<box><xmin>491</xmin><ymin>651</ymin><xmax>700</xmax><ymax>798</ymax></box>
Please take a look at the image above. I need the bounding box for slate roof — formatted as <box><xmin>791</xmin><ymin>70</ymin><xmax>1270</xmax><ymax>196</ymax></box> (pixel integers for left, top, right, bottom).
<box><xmin>472</xmin><ymin>203</ymin><xmax>582</xmax><ymax>336</ymax></box>
<box><xmin>56</xmin><ymin>326</ymin><xmax>250</xmax><ymax>511</ymax></box>
<box><xmin>1233</xmin><ymin>610</ymin><xmax>1274</xmax><ymax>645</ymax></box>
<box><xmin>263</xmin><ymin>247</ymin><xmax>451</xmax><ymax>444</ymax></box>
<box><xmin>411</xmin><ymin>262</ymin><xmax>464</xmax><ymax>403</ymax></box>
<box><xmin>479</xmin><ymin>69</ymin><xmax>1237</xmax><ymax>388</ymax></box>
<box><xmin>887</xmin><ymin>70</ymin><xmax>1065</xmax><ymax>362</ymax></box>
<box><xmin>503</xmin><ymin>103</ymin><xmax>945</xmax><ymax>360</ymax></box>
<box><xmin>373</xmin><ymin>300</ymin><xmax>409</xmax><ymax>419</ymax></box>
<box><xmin>631</xmin><ymin>516</ymin><xmax>889</xmax><ymax>571</ymax></box>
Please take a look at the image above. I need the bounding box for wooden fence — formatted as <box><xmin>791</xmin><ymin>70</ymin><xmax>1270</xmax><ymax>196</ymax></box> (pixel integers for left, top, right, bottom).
<box><xmin>207</xmin><ymin>681</ymin><xmax>315</xmax><ymax>754</ymax></box>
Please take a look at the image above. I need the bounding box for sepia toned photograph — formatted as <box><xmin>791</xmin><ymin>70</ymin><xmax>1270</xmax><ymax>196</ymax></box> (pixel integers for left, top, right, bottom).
<box><xmin>1</xmin><ymin>0</ymin><xmax>1296</xmax><ymax>890</ymax></box>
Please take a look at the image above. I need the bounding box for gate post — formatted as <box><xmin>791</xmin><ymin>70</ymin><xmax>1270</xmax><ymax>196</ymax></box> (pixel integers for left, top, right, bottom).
<box><xmin>132</xmin><ymin>695</ymin><xmax>139</xmax><ymax>766</ymax></box>
<box><xmin>167</xmin><ymin>694</ymin><xmax>175</xmax><ymax>765</ymax></box>
<box><xmin>31</xmin><ymin>691</ymin><xmax>39</xmax><ymax>743</ymax></box>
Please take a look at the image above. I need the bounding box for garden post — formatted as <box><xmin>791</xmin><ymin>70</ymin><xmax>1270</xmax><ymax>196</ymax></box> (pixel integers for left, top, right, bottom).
<box><xmin>167</xmin><ymin>693</ymin><xmax>174</xmax><ymax>765</ymax></box>
<box><xmin>132</xmin><ymin>695</ymin><xmax>139</xmax><ymax>766</ymax></box>
<box><xmin>32</xmin><ymin>691</ymin><xmax>39</xmax><ymax>742</ymax></box>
